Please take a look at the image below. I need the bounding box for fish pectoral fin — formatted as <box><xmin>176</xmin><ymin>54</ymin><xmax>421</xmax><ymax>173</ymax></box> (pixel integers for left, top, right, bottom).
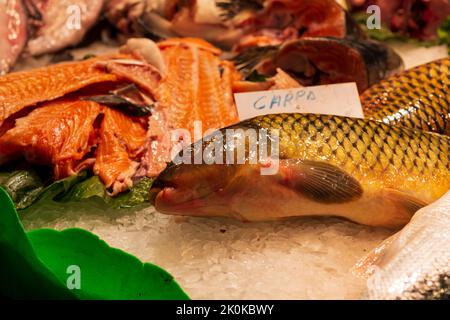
<box><xmin>284</xmin><ymin>160</ymin><xmax>363</xmax><ymax>204</ymax></box>
<box><xmin>383</xmin><ymin>189</ymin><xmax>428</xmax><ymax>215</ymax></box>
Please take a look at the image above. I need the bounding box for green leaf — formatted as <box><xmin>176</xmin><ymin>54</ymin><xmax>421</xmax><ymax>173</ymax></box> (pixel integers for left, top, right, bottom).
<box><xmin>0</xmin><ymin>187</ymin><xmax>189</xmax><ymax>300</ymax></box>
<box><xmin>111</xmin><ymin>177</ymin><xmax>154</xmax><ymax>208</ymax></box>
<box><xmin>59</xmin><ymin>175</ymin><xmax>154</xmax><ymax>208</ymax></box>
<box><xmin>0</xmin><ymin>188</ymin><xmax>77</xmax><ymax>299</ymax></box>
<box><xmin>0</xmin><ymin>169</ymin><xmax>153</xmax><ymax>213</ymax></box>
<box><xmin>57</xmin><ymin>175</ymin><xmax>107</xmax><ymax>202</ymax></box>
<box><xmin>0</xmin><ymin>170</ymin><xmax>44</xmax><ymax>209</ymax></box>
<box><xmin>32</xmin><ymin>172</ymin><xmax>89</xmax><ymax>205</ymax></box>
<box><xmin>245</xmin><ymin>70</ymin><xmax>268</xmax><ymax>82</ymax></box>
<box><xmin>82</xmin><ymin>53</ymin><xmax>96</xmax><ymax>60</ymax></box>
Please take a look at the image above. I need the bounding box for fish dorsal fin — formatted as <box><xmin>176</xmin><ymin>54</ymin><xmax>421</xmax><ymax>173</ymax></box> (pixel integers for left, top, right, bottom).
<box><xmin>286</xmin><ymin>160</ymin><xmax>363</xmax><ymax>204</ymax></box>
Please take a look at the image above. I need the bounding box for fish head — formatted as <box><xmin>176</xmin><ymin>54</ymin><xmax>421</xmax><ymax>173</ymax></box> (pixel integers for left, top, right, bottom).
<box><xmin>149</xmin><ymin>162</ymin><xmax>237</xmax><ymax>217</ymax></box>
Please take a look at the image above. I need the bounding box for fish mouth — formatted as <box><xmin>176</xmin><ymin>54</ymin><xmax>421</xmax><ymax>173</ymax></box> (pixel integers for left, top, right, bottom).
<box><xmin>149</xmin><ymin>173</ymin><xmax>174</xmax><ymax>206</ymax></box>
<box><xmin>149</xmin><ymin>162</ymin><xmax>235</xmax><ymax>215</ymax></box>
<box><xmin>149</xmin><ymin>187</ymin><xmax>172</xmax><ymax>209</ymax></box>
<box><xmin>148</xmin><ymin>164</ymin><xmax>225</xmax><ymax>215</ymax></box>
<box><xmin>148</xmin><ymin>170</ymin><xmax>201</xmax><ymax>214</ymax></box>
<box><xmin>149</xmin><ymin>185</ymin><xmax>206</xmax><ymax>215</ymax></box>
<box><xmin>148</xmin><ymin>187</ymin><xmax>162</xmax><ymax>206</ymax></box>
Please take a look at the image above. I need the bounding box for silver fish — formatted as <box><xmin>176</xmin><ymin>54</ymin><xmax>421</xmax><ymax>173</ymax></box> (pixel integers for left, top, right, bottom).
<box><xmin>355</xmin><ymin>191</ymin><xmax>450</xmax><ymax>300</ymax></box>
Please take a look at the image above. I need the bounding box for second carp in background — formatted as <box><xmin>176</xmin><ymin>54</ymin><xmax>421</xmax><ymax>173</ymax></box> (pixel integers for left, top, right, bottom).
<box><xmin>362</xmin><ymin>57</ymin><xmax>450</xmax><ymax>135</ymax></box>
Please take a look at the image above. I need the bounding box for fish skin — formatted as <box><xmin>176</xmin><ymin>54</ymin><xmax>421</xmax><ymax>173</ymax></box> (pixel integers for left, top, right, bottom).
<box><xmin>211</xmin><ymin>0</ymin><xmax>365</xmax><ymax>47</ymax></box>
<box><xmin>0</xmin><ymin>99</ymin><xmax>101</xmax><ymax>179</ymax></box>
<box><xmin>0</xmin><ymin>56</ymin><xmax>125</xmax><ymax>127</ymax></box>
<box><xmin>358</xmin><ymin>191</ymin><xmax>450</xmax><ymax>300</ymax></box>
<box><xmin>150</xmin><ymin>113</ymin><xmax>449</xmax><ymax>228</ymax></box>
<box><xmin>361</xmin><ymin>57</ymin><xmax>450</xmax><ymax>135</ymax></box>
<box><xmin>0</xmin><ymin>0</ymin><xmax>28</xmax><ymax>75</ymax></box>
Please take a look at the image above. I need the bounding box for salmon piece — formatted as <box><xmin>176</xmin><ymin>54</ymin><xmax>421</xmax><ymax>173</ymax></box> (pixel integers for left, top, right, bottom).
<box><xmin>0</xmin><ymin>56</ymin><xmax>124</xmax><ymax>126</ymax></box>
<box><xmin>94</xmin><ymin>108</ymin><xmax>147</xmax><ymax>195</ymax></box>
<box><xmin>0</xmin><ymin>99</ymin><xmax>102</xmax><ymax>179</ymax></box>
<box><xmin>156</xmin><ymin>38</ymin><xmax>240</xmax><ymax>135</ymax></box>
<box><xmin>95</xmin><ymin>58</ymin><xmax>163</xmax><ymax>98</ymax></box>
<box><xmin>136</xmin><ymin>38</ymin><xmax>242</xmax><ymax>179</ymax></box>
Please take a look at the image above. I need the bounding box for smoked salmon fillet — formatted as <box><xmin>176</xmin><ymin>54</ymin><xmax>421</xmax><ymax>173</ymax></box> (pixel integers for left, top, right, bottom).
<box><xmin>156</xmin><ymin>38</ymin><xmax>241</xmax><ymax>135</ymax></box>
<box><xmin>0</xmin><ymin>99</ymin><xmax>102</xmax><ymax>179</ymax></box>
<box><xmin>137</xmin><ymin>38</ymin><xmax>243</xmax><ymax>178</ymax></box>
<box><xmin>94</xmin><ymin>108</ymin><xmax>147</xmax><ymax>195</ymax></box>
<box><xmin>0</xmin><ymin>56</ymin><xmax>124</xmax><ymax>126</ymax></box>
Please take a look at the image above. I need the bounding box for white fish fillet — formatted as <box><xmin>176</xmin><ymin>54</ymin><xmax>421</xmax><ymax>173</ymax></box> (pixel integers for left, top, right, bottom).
<box><xmin>358</xmin><ymin>191</ymin><xmax>450</xmax><ymax>299</ymax></box>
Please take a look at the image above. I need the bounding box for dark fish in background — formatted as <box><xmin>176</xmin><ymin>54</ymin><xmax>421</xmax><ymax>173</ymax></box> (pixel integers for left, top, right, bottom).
<box><xmin>0</xmin><ymin>0</ymin><xmax>28</xmax><ymax>75</ymax></box>
<box><xmin>106</xmin><ymin>0</ymin><xmax>366</xmax><ymax>50</ymax></box>
<box><xmin>150</xmin><ymin>113</ymin><xmax>449</xmax><ymax>228</ymax></box>
<box><xmin>234</xmin><ymin>37</ymin><xmax>404</xmax><ymax>92</ymax></box>
<box><xmin>216</xmin><ymin>0</ymin><xmax>366</xmax><ymax>49</ymax></box>
<box><xmin>361</xmin><ymin>57</ymin><xmax>450</xmax><ymax>135</ymax></box>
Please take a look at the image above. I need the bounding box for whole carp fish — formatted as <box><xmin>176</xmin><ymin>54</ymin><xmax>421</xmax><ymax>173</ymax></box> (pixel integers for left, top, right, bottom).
<box><xmin>150</xmin><ymin>113</ymin><xmax>449</xmax><ymax>228</ymax></box>
<box><xmin>361</xmin><ymin>57</ymin><xmax>450</xmax><ymax>135</ymax></box>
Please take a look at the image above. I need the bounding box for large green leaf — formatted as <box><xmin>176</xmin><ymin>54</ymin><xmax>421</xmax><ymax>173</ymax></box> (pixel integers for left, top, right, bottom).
<box><xmin>0</xmin><ymin>187</ymin><xmax>189</xmax><ymax>300</ymax></box>
<box><xmin>0</xmin><ymin>187</ymin><xmax>76</xmax><ymax>299</ymax></box>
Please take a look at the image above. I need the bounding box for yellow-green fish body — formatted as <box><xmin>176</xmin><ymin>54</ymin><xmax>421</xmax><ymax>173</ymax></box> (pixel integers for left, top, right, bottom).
<box><xmin>361</xmin><ymin>57</ymin><xmax>450</xmax><ymax>135</ymax></box>
<box><xmin>150</xmin><ymin>113</ymin><xmax>449</xmax><ymax>228</ymax></box>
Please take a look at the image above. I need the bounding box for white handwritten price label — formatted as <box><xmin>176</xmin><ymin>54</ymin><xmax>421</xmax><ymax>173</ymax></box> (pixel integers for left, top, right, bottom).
<box><xmin>234</xmin><ymin>82</ymin><xmax>364</xmax><ymax>121</ymax></box>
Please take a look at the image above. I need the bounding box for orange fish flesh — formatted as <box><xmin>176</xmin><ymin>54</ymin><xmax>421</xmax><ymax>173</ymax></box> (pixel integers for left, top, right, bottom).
<box><xmin>156</xmin><ymin>37</ymin><xmax>241</xmax><ymax>135</ymax></box>
<box><xmin>94</xmin><ymin>107</ymin><xmax>147</xmax><ymax>194</ymax></box>
<box><xmin>0</xmin><ymin>99</ymin><xmax>102</xmax><ymax>179</ymax></box>
<box><xmin>0</xmin><ymin>56</ymin><xmax>127</xmax><ymax>126</ymax></box>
